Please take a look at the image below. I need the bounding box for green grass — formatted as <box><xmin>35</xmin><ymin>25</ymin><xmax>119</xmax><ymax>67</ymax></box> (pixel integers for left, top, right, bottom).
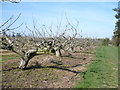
<box><xmin>74</xmin><ymin>46</ymin><xmax>118</xmax><ymax>88</ymax></box>
<box><xmin>0</xmin><ymin>54</ymin><xmax>19</xmax><ymax>63</ymax></box>
<box><xmin>118</xmin><ymin>47</ymin><xmax>120</xmax><ymax>88</ymax></box>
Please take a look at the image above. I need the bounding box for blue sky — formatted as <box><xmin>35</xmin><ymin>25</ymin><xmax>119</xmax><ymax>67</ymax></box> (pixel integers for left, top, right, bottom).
<box><xmin>1</xmin><ymin>2</ymin><xmax>118</xmax><ymax>39</ymax></box>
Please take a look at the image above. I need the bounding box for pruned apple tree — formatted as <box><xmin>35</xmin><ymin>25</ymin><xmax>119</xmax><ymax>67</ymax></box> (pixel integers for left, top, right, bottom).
<box><xmin>1</xmin><ymin>14</ymin><xmax>86</xmax><ymax>69</ymax></box>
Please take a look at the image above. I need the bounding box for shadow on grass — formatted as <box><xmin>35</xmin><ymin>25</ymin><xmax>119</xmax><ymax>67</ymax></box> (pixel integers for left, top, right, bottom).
<box><xmin>2</xmin><ymin>67</ymin><xmax>18</xmax><ymax>71</ymax></box>
<box><xmin>3</xmin><ymin>61</ymin><xmax>82</xmax><ymax>74</ymax></box>
<box><xmin>62</xmin><ymin>55</ymin><xmax>87</xmax><ymax>60</ymax></box>
<box><xmin>71</xmin><ymin>57</ymin><xmax>86</xmax><ymax>60</ymax></box>
<box><xmin>73</xmin><ymin>51</ymin><xmax>95</xmax><ymax>54</ymax></box>
<box><xmin>25</xmin><ymin>65</ymin><xmax>81</xmax><ymax>74</ymax></box>
<box><xmin>68</xmin><ymin>64</ymin><xmax>83</xmax><ymax>68</ymax></box>
<box><xmin>25</xmin><ymin>61</ymin><xmax>82</xmax><ymax>74</ymax></box>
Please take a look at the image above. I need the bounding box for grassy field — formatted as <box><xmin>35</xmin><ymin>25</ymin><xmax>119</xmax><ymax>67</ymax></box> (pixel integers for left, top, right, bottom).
<box><xmin>1</xmin><ymin>47</ymin><xmax>119</xmax><ymax>88</ymax></box>
<box><xmin>2</xmin><ymin>48</ymin><xmax>94</xmax><ymax>88</ymax></box>
<box><xmin>74</xmin><ymin>46</ymin><xmax>118</xmax><ymax>88</ymax></box>
<box><xmin>0</xmin><ymin>54</ymin><xmax>19</xmax><ymax>64</ymax></box>
<box><xmin>0</xmin><ymin>49</ymin><xmax>18</xmax><ymax>61</ymax></box>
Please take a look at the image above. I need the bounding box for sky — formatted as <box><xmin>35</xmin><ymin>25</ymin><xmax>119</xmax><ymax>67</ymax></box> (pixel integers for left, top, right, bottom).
<box><xmin>1</xmin><ymin>1</ymin><xmax>118</xmax><ymax>39</ymax></box>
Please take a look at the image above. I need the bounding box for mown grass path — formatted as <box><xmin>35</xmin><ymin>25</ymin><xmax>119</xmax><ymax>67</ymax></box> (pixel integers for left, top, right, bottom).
<box><xmin>74</xmin><ymin>46</ymin><xmax>118</xmax><ymax>88</ymax></box>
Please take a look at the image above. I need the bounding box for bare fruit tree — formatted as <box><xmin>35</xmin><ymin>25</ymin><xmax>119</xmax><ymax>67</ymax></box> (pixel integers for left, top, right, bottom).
<box><xmin>1</xmin><ymin>14</ymin><xmax>39</xmax><ymax>69</ymax></box>
<box><xmin>1</xmin><ymin>13</ymin><xmax>101</xmax><ymax>69</ymax></box>
<box><xmin>1</xmin><ymin>14</ymin><xmax>78</xmax><ymax>69</ymax></box>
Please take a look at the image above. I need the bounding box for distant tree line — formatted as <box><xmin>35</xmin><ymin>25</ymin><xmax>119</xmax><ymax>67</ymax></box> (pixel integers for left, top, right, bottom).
<box><xmin>112</xmin><ymin>1</ymin><xmax>120</xmax><ymax>47</ymax></box>
<box><xmin>102</xmin><ymin>38</ymin><xmax>110</xmax><ymax>46</ymax></box>
<box><xmin>12</xmin><ymin>32</ymin><xmax>22</xmax><ymax>37</ymax></box>
<box><xmin>102</xmin><ymin>1</ymin><xmax>120</xmax><ymax>47</ymax></box>
<box><xmin>6</xmin><ymin>32</ymin><xmax>22</xmax><ymax>37</ymax></box>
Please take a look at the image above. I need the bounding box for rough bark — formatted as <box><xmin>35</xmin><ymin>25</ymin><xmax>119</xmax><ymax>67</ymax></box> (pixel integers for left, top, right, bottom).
<box><xmin>55</xmin><ymin>49</ymin><xmax>61</xmax><ymax>57</ymax></box>
<box><xmin>19</xmin><ymin>57</ymin><xmax>29</xmax><ymax>69</ymax></box>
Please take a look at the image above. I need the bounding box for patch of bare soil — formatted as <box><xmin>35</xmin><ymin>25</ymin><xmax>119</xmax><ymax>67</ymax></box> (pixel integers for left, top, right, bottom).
<box><xmin>2</xmin><ymin>51</ymin><xmax>94</xmax><ymax>88</ymax></box>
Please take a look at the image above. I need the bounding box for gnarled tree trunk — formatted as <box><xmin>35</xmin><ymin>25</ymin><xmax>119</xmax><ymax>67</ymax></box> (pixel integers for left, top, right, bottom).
<box><xmin>54</xmin><ymin>46</ymin><xmax>62</xmax><ymax>57</ymax></box>
<box><xmin>55</xmin><ymin>49</ymin><xmax>61</xmax><ymax>57</ymax></box>
<box><xmin>19</xmin><ymin>56</ymin><xmax>29</xmax><ymax>69</ymax></box>
<box><xmin>19</xmin><ymin>49</ymin><xmax>37</xmax><ymax>69</ymax></box>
